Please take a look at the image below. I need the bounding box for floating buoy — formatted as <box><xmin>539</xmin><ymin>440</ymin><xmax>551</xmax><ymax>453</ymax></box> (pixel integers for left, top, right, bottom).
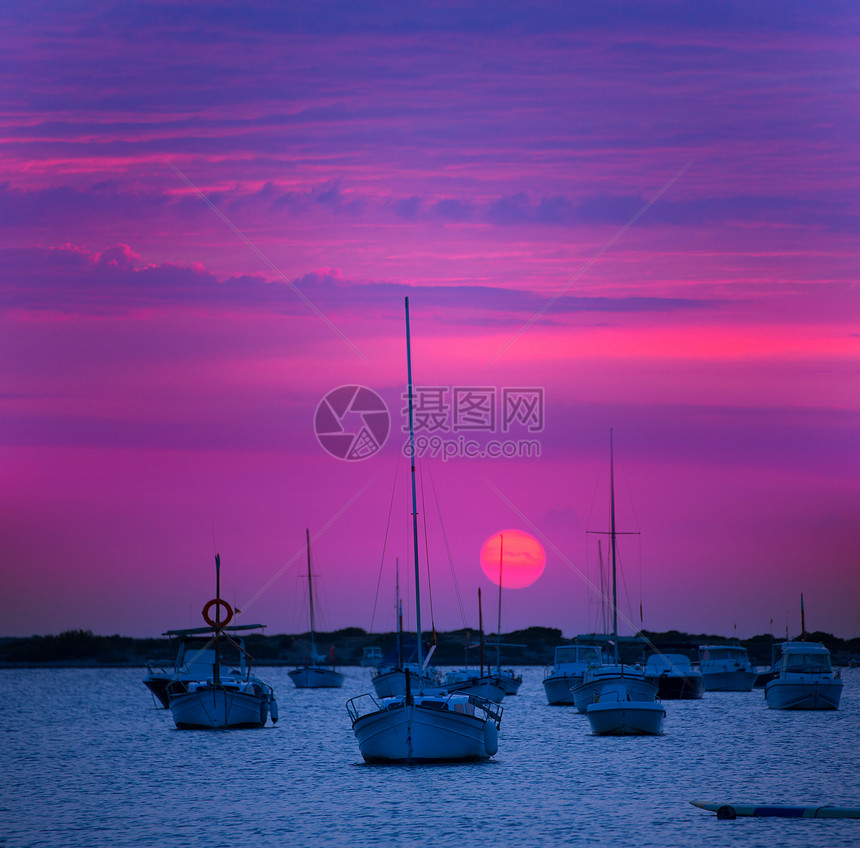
<box><xmin>270</xmin><ymin>698</ymin><xmax>279</xmax><ymax>724</ymax></box>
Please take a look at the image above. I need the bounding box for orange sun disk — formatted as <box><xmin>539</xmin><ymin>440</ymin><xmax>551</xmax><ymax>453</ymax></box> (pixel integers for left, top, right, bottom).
<box><xmin>480</xmin><ymin>529</ymin><xmax>546</xmax><ymax>589</ymax></box>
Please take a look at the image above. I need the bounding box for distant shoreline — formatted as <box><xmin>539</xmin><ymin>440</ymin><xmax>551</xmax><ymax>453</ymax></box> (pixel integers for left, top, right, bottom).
<box><xmin>1</xmin><ymin>626</ymin><xmax>858</xmax><ymax>668</ymax></box>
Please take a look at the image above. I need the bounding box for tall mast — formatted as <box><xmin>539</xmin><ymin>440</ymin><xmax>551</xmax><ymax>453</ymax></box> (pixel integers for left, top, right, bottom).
<box><xmin>396</xmin><ymin>557</ymin><xmax>402</xmax><ymax>666</ymax></box>
<box><xmin>306</xmin><ymin>528</ymin><xmax>316</xmax><ymax>661</ymax></box>
<box><xmin>214</xmin><ymin>552</ymin><xmax>222</xmax><ymax>685</ymax></box>
<box><xmin>610</xmin><ymin>429</ymin><xmax>619</xmax><ymax>663</ymax></box>
<box><xmin>800</xmin><ymin>593</ymin><xmax>806</xmax><ymax>641</ymax></box>
<box><xmin>496</xmin><ymin>533</ymin><xmax>504</xmax><ymax>671</ymax></box>
<box><xmin>479</xmin><ymin>587</ymin><xmax>484</xmax><ymax>677</ymax></box>
<box><xmin>405</xmin><ymin>297</ymin><xmax>424</xmax><ymax>680</ymax></box>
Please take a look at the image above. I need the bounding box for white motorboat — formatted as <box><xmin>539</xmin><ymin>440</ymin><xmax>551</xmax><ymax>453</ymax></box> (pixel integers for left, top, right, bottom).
<box><xmin>698</xmin><ymin>645</ymin><xmax>757</xmax><ymax>691</ymax></box>
<box><xmin>347</xmin><ymin>297</ymin><xmax>503</xmax><ymax>763</ymax></box>
<box><xmin>542</xmin><ymin>644</ymin><xmax>604</xmax><ymax>705</ymax></box>
<box><xmin>643</xmin><ymin>653</ymin><xmax>704</xmax><ymax>699</ymax></box>
<box><xmin>585</xmin><ymin>681</ymin><xmax>665</xmax><ymax>736</ymax></box>
<box><xmin>764</xmin><ymin>641</ymin><xmax>843</xmax><ymax>710</ymax></box>
<box><xmin>288</xmin><ymin>529</ymin><xmax>344</xmax><ymax>689</ymax></box>
<box><xmin>166</xmin><ymin>554</ymin><xmax>278</xmax><ymax>729</ymax></box>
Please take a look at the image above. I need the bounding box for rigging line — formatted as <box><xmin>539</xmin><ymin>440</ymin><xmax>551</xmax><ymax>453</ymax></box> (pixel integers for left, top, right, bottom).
<box><xmin>418</xmin><ymin>462</ymin><xmax>436</xmax><ymax>629</ymax></box>
<box><xmin>239</xmin><ymin>477</ymin><xmax>375</xmax><ymax>614</ymax></box>
<box><xmin>418</xmin><ymin>463</ymin><xmax>435</xmax><ymax>628</ymax></box>
<box><xmin>166</xmin><ymin>161</ymin><xmax>373</xmax><ymax>368</ymax></box>
<box><xmin>486</xmin><ymin>161</ymin><xmax>693</xmax><ymax>366</ymax></box>
<box><xmin>484</xmin><ymin>478</ymin><xmax>664</xmax><ymax>659</ymax></box>
<box><xmin>427</xmin><ymin>460</ymin><xmax>467</xmax><ymax>629</ymax></box>
<box><xmin>368</xmin><ymin>454</ymin><xmax>401</xmax><ymax>634</ymax></box>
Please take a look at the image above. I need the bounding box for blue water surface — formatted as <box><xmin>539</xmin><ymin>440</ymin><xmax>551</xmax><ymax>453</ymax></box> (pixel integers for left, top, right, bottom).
<box><xmin>1</xmin><ymin>666</ymin><xmax>858</xmax><ymax>848</ymax></box>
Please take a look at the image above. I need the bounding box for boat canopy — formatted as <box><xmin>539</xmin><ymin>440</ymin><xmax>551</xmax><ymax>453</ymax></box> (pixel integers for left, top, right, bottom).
<box><xmin>554</xmin><ymin>645</ymin><xmax>602</xmax><ymax>665</ymax></box>
<box><xmin>699</xmin><ymin>645</ymin><xmax>748</xmax><ymax>661</ymax></box>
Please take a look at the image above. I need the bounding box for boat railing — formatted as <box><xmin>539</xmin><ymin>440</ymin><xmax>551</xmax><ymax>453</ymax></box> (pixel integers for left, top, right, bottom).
<box><xmin>346</xmin><ymin>693</ymin><xmax>383</xmax><ymax>723</ymax></box>
<box><xmin>144</xmin><ymin>658</ymin><xmax>173</xmax><ymax>675</ymax></box>
<box><xmin>346</xmin><ymin>691</ymin><xmax>504</xmax><ymax>728</ymax></box>
<box><xmin>468</xmin><ymin>694</ymin><xmax>503</xmax><ymax>728</ymax></box>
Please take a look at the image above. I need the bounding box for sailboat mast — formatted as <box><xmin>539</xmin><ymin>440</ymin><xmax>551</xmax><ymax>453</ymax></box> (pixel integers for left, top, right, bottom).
<box><xmin>396</xmin><ymin>557</ymin><xmax>402</xmax><ymax>666</ymax></box>
<box><xmin>306</xmin><ymin>528</ymin><xmax>316</xmax><ymax>660</ymax></box>
<box><xmin>496</xmin><ymin>534</ymin><xmax>503</xmax><ymax>671</ymax></box>
<box><xmin>479</xmin><ymin>587</ymin><xmax>484</xmax><ymax>677</ymax></box>
<box><xmin>800</xmin><ymin>593</ymin><xmax>806</xmax><ymax>641</ymax></box>
<box><xmin>405</xmin><ymin>297</ymin><xmax>424</xmax><ymax>678</ymax></box>
<box><xmin>610</xmin><ymin>429</ymin><xmax>619</xmax><ymax>663</ymax></box>
<box><xmin>214</xmin><ymin>552</ymin><xmax>222</xmax><ymax>685</ymax></box>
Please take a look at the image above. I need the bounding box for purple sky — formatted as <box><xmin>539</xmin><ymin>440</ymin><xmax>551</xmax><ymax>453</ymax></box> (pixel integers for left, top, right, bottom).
<box><xmin>1</xmin><ymin>1</ymin><xmax>858</xmax><ymax>640</ymax></box>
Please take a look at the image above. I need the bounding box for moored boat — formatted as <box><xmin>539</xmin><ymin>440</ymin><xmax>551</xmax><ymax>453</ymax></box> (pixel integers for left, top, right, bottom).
<box><xmin>144</xmin><ymin>623</ymin><xmax>269</xmax><ymax>709</ymax></box>
<box><xmin>166</xmin><ymin>554</ymin><xmax>278</xmax><ymax>729</ymax></box>
<box><xmin>542</xmin><ymin>644</ymin><xmax>604</xmax><ymax>705</ymax></box>
<box><xmin>643</xmin><ymin>653</ymin><xmax>704</xmax><ymax>699</ymax></box>
<box><xmin>346</xmin><ymin>297</ymin><xmax>503</xmax><ymax>763</ymax></box>
<box><xmin>764</xmin><ymin>641</ymin><xmax>843</xmax><ymax>710</ymax></box>
<box><xmin>585</xmin><ymin>681</ymin><xmax>665</xmax><ymax>736</ymax></box>
<box><xmin>572</xmin><ymin>663</ymin><xmax>658</xmax><ymax>712</ymax></box>
<box><xmin>288</xmin><ymin>529</ymin><xmax>344</xmax><ymax>689</ymax></box>
<box><xmin>698</xmin><ymin>644</ymin><xmax>757</xmax><ymax>692</ymax></box>
<box><xmin>443</xmin><ymin>668</ymin><xmax>506</xmax><ymax>703</ymax></box>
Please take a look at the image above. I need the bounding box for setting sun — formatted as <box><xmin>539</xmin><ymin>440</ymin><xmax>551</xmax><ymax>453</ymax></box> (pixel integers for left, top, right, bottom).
<box><xmin>480</xmin><ymin>529</ymin><xmax>546</xmax><ymax>589</ymax></box>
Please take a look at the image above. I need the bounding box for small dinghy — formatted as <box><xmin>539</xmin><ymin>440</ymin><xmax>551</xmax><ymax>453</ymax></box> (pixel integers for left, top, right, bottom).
<box><xmin>691</xmin><ymin>801</ymin><xmax>860</xmax><ymax>819</ymax></box>
<box><xmin>585</xmin><ymin>681</ymin><xmax>665</xmax><ymax>736</ymax></box>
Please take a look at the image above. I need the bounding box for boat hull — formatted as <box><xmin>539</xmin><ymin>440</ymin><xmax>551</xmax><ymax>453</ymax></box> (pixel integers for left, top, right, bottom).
<box><xmin>351</xmin><ymin>698</ymin><xmax>497</xmax><ymax>763</ymax></box>
<box><xmin>542</xmin><ymin>673</ymin><xmax>585</xmax><ymax>705</ymax></box>
<box><xmin>497</xmin><ymin>671</ymin><xmax>522</xmax><ymax>696</ymax></box>
<box><xmin>572</xmin><ymin>673</ymin><xmax>658</xmax><ymax>713</ymax></box>
<box><xmin>701</xmin><ymin>669</ymin><xmax>758</xmax><ymax>692</ymax></box>
<box><xmin>168</xmin><ymin>684</ymin><xmax>271</xmax><ymax>729</ymax></box>
<box><xmin>372</xmin><ymin>667</ymin><xmax>443</xmax><ymax>698</ymax></box>
<box><xmin>764</xmin><ymin>678</ymin><xmax>843</xmax><ymax>710</ymax></box>
<box><xmin>444</xmin><ymin>675</ymin><xmax>506</xmax><ymax>703</ymax></box>
<box><xmin>691</xmin><ymin>800</ymin><xmax>860</xmax><ymax>819</ymax></box>
<box><xmin>288</xmin><ymin>666</ymin><xmax>344</xmax><ymax>689</ymax></box>
<box><xmin>586</xmin><ymin>701</ymin><xmax>665</xmax><ymax>736</ymax></box>
<box><xmin>644</xmin><ymin>673</ymin><xmax>704</xmax><ymax>700</ymax></box>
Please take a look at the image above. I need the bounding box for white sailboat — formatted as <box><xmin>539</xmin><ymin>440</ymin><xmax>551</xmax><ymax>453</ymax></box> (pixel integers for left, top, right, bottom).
<box><xmin>289</xmin><ymin>529</ymin><xmax>345</xmax><ymax>689</ymax></box>
<box><xmin>571</xmin><ymin>431</ymin><xmax>659</xmax><ymax>715</ymax></box>
<box><xmin>442</xmin><ymin>588</ymin><xmax>506</xmax><ymax>704</ymax></box>
<box><xmin>372</xmin><ymin>556</ymin><xmax>444</xmax><ymax>698</ymax></box>
<box><xmin>166</xmin><ymin>554</ymin><xmax>278</xmax><ymax>729</ymax></box>
<box><xmin>492</xmin><ymin>534</ymin><xmax>522</xmax><ymax>696</ymax></box>
<box><xmin>347</xmin><ymin>297</ymin><xmax>503</xmax><ymax>763</ymax></box>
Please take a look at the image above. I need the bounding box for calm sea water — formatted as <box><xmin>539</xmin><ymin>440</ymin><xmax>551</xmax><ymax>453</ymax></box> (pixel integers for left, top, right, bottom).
<box><xmin>1</xmin><ymin>666</ymin><xmax>858</xmax><ymax>848</ymax></box>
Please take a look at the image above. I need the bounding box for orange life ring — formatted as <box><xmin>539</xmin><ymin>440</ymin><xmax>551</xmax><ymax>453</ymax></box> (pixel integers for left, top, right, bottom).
<box><xmin>202</xmin><ymin>598</ymin><xmax>233</xmax><ymax>628</ymax></box>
